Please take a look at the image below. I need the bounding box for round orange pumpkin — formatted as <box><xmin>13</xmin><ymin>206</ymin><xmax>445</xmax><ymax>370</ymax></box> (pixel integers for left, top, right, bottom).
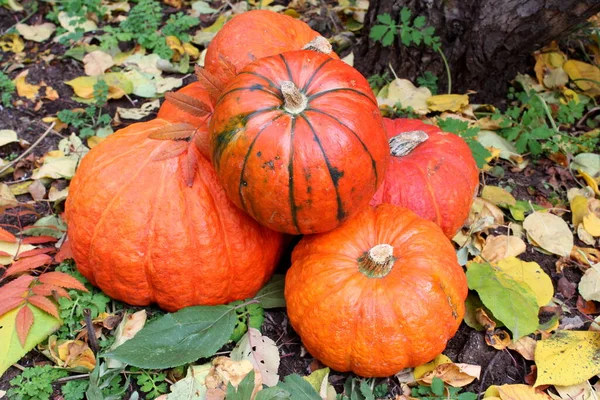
<box><xmin>371</xmin><ymin>118</ymin><xmax>479</xmax><ymax>238</ymax></box>
<box><xmin>209</xmin><ymin>50</ymin><xmax>389</xmax><ymax>234</ymax></box>
<box><xmin>205</xmin><ymin>10</ymin><xmax>338</xmax><ymax>87</ymax></box>
<box><xmin>65</xmin><ymin>118</ymin><xmax>284</xmax><ymax>312</ymax></box>
<box><xmin>158</xmin><ymin>81</ymin><xmax>212</xmax><ymax>127</ymax></box>
<box><xmin>285</xmin><ymin>204</ymin><xmax>468</xmax><ymax>377</ymax></box>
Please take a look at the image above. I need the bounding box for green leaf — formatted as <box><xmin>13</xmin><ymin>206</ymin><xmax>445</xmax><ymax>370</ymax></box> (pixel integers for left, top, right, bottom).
<box><xmin>359</xmin><ymin>381</ymin><xmax>375</xmax><ymax>400</ymax></box>
<box><xmin>431</xmin><ymin>377</ymin><xmax>444</xmax><ymax>396</ymax></box>
<box><xmin>376</xmin><ymin>13</ymin><xmax>393</xmax><ymax>25</ymax></box>
<box><xmin>369</xmin><ymin>25</ymin><xmax>389</xmax><ymax>42</ymax></box>
<box><xmin>276</xmin><ymin>374</ymin><xmax>322</xmax><ymax>400</ymax></box>
<box><xmin>230</xmin><ymin>301</ymin><xmax>264</xmax><ymax>342</ymax></box>
<box><xmin>400</xmin><ymin>7</ymin><xmax>411</xmax><ymax>23</ymax></box>
<box><xmin>382</xmin><ymin>29</ymin><xmax>396</xmax><ymax>47</ymax></box>
<box><xmin>467</xmin><ymin>262</ymin><xmax>539</xmax><ymax>339</ymax></box>
<box><xmin>104</xmin><ymin>305</ymin><xmax>237</xmax><ymax>368</ymax></box>
<box><xmin>458</xmin><ymin>392</ymin><xmax>478</xmax><ymax>400</ymax></box>
<box><xmin>256</xmin><ymin>387</ymin><xmax>291</xmax><ymax>400</ymax></box>
<box><xmin>413</xmin><ymin>15</ymin><xmax>426</xmax><ymax>28</ymax></box>
<box><xmin>254</xmin><ymin>275</ymin><xmax>286</xmax><ymax>309</ymax></box>
<box><xmin>227</xmin><ymin>370</ymin><xmax>256</xmax><ymax>400</ymax></box>
<box><xmin>468</xmin><ymin>140</ymin><xmax>492</xmax><ymax>169</ymax></box>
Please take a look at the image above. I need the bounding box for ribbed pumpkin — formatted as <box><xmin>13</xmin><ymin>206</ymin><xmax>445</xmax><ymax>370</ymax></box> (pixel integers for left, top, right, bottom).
<box><xmin>371</xmin><ymin>118</ymin><xmax>479</xmax><ymax>238</ymax></box>
<box><xmin>65</xmin><ymin>118</ymin><xmax>284</xmax><ymax>312</ymax></box>
<box><xmin>285</xmin><ymin>204</ymin><xmax>468</xmax><ymax>377</ymax></box>
<box><xmin>205</xmin><ymin>10</ymin><xmax>338</xmax><ymax>87</ymax></box>
<box><xmin>209</xmin><ymin>50</ymin><xmax>389</xmax><ymax>234</ymax></box>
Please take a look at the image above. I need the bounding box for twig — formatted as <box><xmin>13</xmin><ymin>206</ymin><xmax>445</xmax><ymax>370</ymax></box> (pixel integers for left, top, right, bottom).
<box><xmin>0</xmin><ymin>122</ymin><xmax>56</xmax><ymax>176</ymax></box>
<box><xmin>575</xmin><ymin>106</ymin><xmax>600</xmax><ymax>129</ymax></box>
<box><xmin>477</xmin><ymin>351</ymin><xmax>502</xmax><ymax>400</ymax></box>
<box><xmin>55</xmin><ymin>374</ymin><xmax>90</xmax><ymax>383</ymax></box>
<box><xmin>11</xmin><ymin>363</ymin><xmax>26</xmax><ymax>371</ymax></box>
<box><xmin>84</xmin><ymin>308</ymin><xmax>99</xmax><ymax>354</ymax></box>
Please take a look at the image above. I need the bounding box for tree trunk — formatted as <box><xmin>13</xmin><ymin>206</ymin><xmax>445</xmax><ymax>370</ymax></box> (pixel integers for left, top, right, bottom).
<box><xmin>356</xmin><ymin>0</ymin><xmax>600</xmax><ymax>103</ymax></box>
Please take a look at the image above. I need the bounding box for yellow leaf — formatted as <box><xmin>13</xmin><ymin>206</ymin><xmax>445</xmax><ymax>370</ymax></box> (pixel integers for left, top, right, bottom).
<box><xmin>413</xmin><ymin>354</ymin><xmax>453</xmax><ymax>379</ymax></box>
<box><xmin>0</xmin><ymin>129</ymin><xmax>18</xmax><ymax>147</ymax></box>
<box><xmin>481</xmin><ymin>185</ymin><xmax>517</xmax><ymax>207</ymax></box>
<box><xmin>8</xmin><ymin>180</ymin><xmax>33</xmax><ymax>196</ymax></box>
<box><xmin>563</xmin><ymin>60</ymin><xmax>600</xmax><ymax>97</ymax></box>
<box><xmin>554</xmin><ymin>381</ymin><xmax>597</xmax><ymax>400</ymax></box>
<box><xmin>42</xmin><ymin>117</ymin><xmax>68</xmax><ymax>132</ymax></box>
<box><xmin>14</xmin><ymin>70</ymin><xmax>40</xmax><ymax>100</ymax></box>
<box><xmin>0</xmin><ymin>33</ymin><xmax>25</xmax><ymax>53</ymax></box>
<box><xmin>0</xmin><ymin>183</ymin><xmax>19</xmax><ymax>211</ymax></box>
<box><xmin>583</xmin><ymin>213</ymin><xmax>600</xmax><ymax>237</ymax></box>
<box><xmin>418</xmin><ymin>362</ymin><xmax>481</xmax><ymax>388</ymax></box>
<box><xmin>66</xmin><ymin>73</ymin><xmax>133</xmax><ymax>100</ymax></box>
<box><xmin>15</xmin><ymin>22</ymin><xmax>56</xmax><ymax>42</ymax></box>
<box><xmin>496</xmin><ymin>257</ymin><xmax>554</xmax><ymax>307</ymax></box>
<box><xmin>379</xmin><ymin>79</ymin><xmax>431</xmax><ymax>115</ymax></box>
<box><xmin>183</xmin><ymin>42</ymin><xmax>200</xmax><ymax>59</ymax></box>
<box><xmin>87</xmin><ymin>136</ymin><xmax>106</xmax><ymax>148</ymax></box>
<box><xmin>481</xmin><ymin>235</ymin><xmax>526</xmax><ymax>263</ymax></box>
<box><xmin>427</xmin><ymin>94</ymin><xmax>469</xmax><ymax>112</ymax></box>
<box><xmin>535</xmin><ymin>331</ymin><xmax>600</xmax><ymax>387</ymax></box>
<box><xmin>497</xmin><ymin>384</ymin><xmax>552</xmax><ymax>399</ymax></box>
<box><xmin>55</xmin><ymin>339</ymin><xmax>96</xmax><ymax>371</ymax></box>
<box><xmin>484</xmin><ymin>385</ymin><xmax>501</xmax><ymax>398</ymax></box>
<box><xmin>577</xmin><ymin>170</ymin><xmax>600</xmax><ymax>195</ymax></box>
<box><xmin>523</xmin><ymin>211</ymin><xmax>574</xmax><ymax>258</ymax></box>
<box><xmin>571</xmin><ymin>195</ymin><xmax>590</xmax><ymax>226</ymax></box>
<box><xmin>166</xmin><ymin>35</ymin><xmax>185</xmax><ymax>56</ymax></box>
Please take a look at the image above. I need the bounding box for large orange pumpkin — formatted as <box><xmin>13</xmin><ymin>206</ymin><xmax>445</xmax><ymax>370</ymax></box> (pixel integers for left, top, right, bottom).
<box><xmin>65</xmin><ymin>118</ymin><xmax>284</xmax><ymax>312</ymax></box>
<box><xmin>371</xmin><ymin>118</ymin><xmax>479</xmax><ymax>238</ymax></box>
<box><xmin>157</xmin><ymin>81</ymin><xmax>212</xmax><ymax>127</ymax></box>
<box><xmin>205</xmin><ymin>10</ymin><xmax>338</xmax><ymax>87</ymax></box>
<box><xmin>285</xmin><ymin>204</ymin><xmax>468</xmax><ymax>377</ymax></box>
<box><xmin>209</xmin><ymin>50</ymin><xmax>389</xmax><ymax>234</ymax></box>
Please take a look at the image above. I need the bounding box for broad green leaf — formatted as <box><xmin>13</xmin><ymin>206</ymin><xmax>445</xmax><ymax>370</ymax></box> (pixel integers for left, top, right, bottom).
<box><xmin>466</xmin><ymin>262</ymin><xmax>539</xmax><ymax>339</ymax></box>
<box><xmin>570</xmin><ymin>153</ymin><xmax>600</xmax><ymax>177</ymax></box>
<box><xmin>496</xmin><ymin>257</ymin><xmax>553</xmax><ymax>307</ymax></box>
<box><xmin>535</xmin><ymin>331</ymin><xmax>600</xmax><ymax>387</ymax></box>
<box><xmin>256</xmin><ymin>386</ymin><xmax>291</xmax><ymax>400</ymax></box>
<box><xmin>21</xmin><ymin>215</ymin><xmax>67</xmax><ymax>238</ymax></box>
<box><xmin>227</xmin><ymin>370</ymin><xmax>256</xmax><ymax>400</ymax></box>
<box><xmin>0</xmin><ymin>305</ymin><xmax>61</xmax><ymax>376</ymax></box>
<box><xmin>104</xmin><ymin>305</ymin><xmax>237</xmax><ymax>369</ymax></box>
<box><xmin>376</xmin><ymin>13</ymin><xmax>393</xmax><ymax>25</ymax></box>
<box><xmin>304</xmin><ymin>367</ymin><xmax>330</xmax><ymax>392</ymax></box>
<box><xmin>276</xmin><ymin>374</ymin><xmax>322</xmax><ymax>400</ymax></box>
<box><xmin>254</xmin><ymin>275</ymin><xmax>286</xmax><ymax>309</ymax></box>
<box><xmin>359</xmin><ymin>381</ymin><xmax>375</xmax><ymax>400</ymax></box>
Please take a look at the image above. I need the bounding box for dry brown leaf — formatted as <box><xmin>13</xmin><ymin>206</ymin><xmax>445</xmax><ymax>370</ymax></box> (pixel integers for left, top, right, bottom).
<box><xmin>508</xmin><ymin>336</ymin><xmax>537</xmax><ymax>360</ymax></box>
<box><xmin>83</xmin><ymin>51</ymin><xmax>115</xmax><ymax>76</ymax></box>
<box><xmin>419</xmin><ymin>362</ymin><xmax>481</xmax><ymax>387</ymax></box>
<box><xmin>205</xmin><ymin>357</ymin><xmax>262</xmax><ymax>398</ymax></box>
<box><xmin>523</xmin><ymin>212</ymin><xmax>573</xmax><ymax>257</ymax></box>
<box><xmin>481</xmin><ymin>235</ymin><xmax>526</xmax><ymax>263</ymax></box>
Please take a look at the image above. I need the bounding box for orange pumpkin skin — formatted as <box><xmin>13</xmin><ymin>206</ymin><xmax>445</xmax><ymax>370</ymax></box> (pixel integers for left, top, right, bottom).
<box><xmin>157</xmin><ymin>81</ymin><xmax>212</xmax><ymax>127</ymax></box>
<box><xmin>371</xmin><ymin>118</ymin><xmax>479</xmax><ymax>238</ymax></box>
<box><xmin>285</xmin><ymin>204</ymin><xmax>468</xmax><ymax>377</ymax></box>
<box><xmin>65</xmin><ymin>118</ymin><xmax>284</xmax><ymax>312</ymax></box>
<box><xmin>205</xmin><ymin>10</ymin><xmax>338</xmax><ymax>87</ymax></box>
<box><xmin>209</xmin><ymin>50</ymin><xmax>389</xmax><ymax>234</ymax></box>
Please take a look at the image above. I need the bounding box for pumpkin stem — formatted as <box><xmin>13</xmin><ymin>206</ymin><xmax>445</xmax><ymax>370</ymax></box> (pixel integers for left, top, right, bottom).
<box><xmin>358</xmin><ymin>244</ymin><xmax>395</xmax><ymax>278</ymax></box>
<box><xmin>281</xmin><ymin>81</ymin><xmax>308</xmax><ymax>114</ymax></box>
<box><xmin>389</xmin><ymin>131</ymin><xmax>429</xmax><ymax>157</ymax></box>
<box><xmin>302</xmin><ymin>36</ymin><xmax>333</xmax><ymax>54</ymax></box>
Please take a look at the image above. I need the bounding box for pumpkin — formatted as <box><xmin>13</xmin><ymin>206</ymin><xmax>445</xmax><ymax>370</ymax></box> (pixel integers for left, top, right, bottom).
<box><xmin>285</xmin><ymin>204</ymin><xmax>468</xmax><ymax>377</ymax></box>
<box><xmin>205</xmin><ymin>10</ymin><xmax>338</xmax><ymax>87</ymax></box>
<box><xmin>370</xmin><ymin>118</ymin><xmax>479</xmax><ymax>238</ymax></box>
<box><xmin>65</xmin><ymin>118</ymin><xmax>284</xmax><ymax>312</ymax></box>
<box><xmin>209</xmin><ymin>50</ymin><xmax>389</xmax><ymax>234</ymax></box>
<box><xmin>158</xmin><ymin>81</ymin><xmax>212</xmax><ymax>127</ymax></box>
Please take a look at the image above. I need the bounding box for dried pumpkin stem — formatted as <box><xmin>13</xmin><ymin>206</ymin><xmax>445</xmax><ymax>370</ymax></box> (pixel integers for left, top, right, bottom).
<box><xmin>358</xmin><ymin>244</ymin><xmax>395</xmax><ymax>278</ymax></box>
<box><xmin>389</xmin><ymin>131</ymin><xmax>429</xmax><ymax>157</ymax></box>
<box><xmin>281</xmin><ymin>81</ymin><xmax>308</xmax><ymax>114</ymax></box>
<box><xmin>302</xmin><ymin>36</ymin><xmax>333</xmax><ymax>54</ymax></box>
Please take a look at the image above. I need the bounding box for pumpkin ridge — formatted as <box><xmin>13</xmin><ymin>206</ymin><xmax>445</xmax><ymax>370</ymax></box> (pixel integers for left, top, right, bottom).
<box><xmin>300</xmin><ymin>114</ymin><xmax>346</xmax><ymax>223</ymax></box>
<box><xmin>239</xmin><ymin>113</ymin><xmax>286</xmax><ymax>214</ymax></box>
<box><xmin>347</xmin><ymin>274</ymin><xmax>374</xmax><ymax>372</ymax></box>
<box><xmin>237</xmin><ymin>71</ymin><xmax>279</xmax><ymax>91</ymax></box>
<box><xmin>85</xmin><ymin>137</ymin><xmax>156</xmax><ymax>176</ymax></box>
<box><xmin>279</xmin><ymin>53</ymin><xmax>294</xmax><ymax>81</ymax></box>
<box><xmin>415</xmin><ymin>162</ymin><xmax>442</xmax><ymax>226</ymax></box>
<box><xmin>307</xmin><ymin>88</ymin><xmax>377</xmax><ymax>106</ymax></box>
<box><xmin>212</xmin><ymin>107</ymin><xmax>279</xmax><ymax>168</ymax></box>
<box><xmin>142</xmin><ymin>160</ymin><xmax>170</xmax><ymax>305</ymax></box>
<box><xmin>301</xmin><ymin>57</ymin><xmax>334</xmax><ymax>92</ymax></box>
<box><xmin>87</xmin><ymin>140</ymin><xmax>170</xmax><ymax>294</ymax></box>
<box><xmin>306</xmin><ymin>108</ymin><xmax>378</xmax><ymax>184</ymax></box>
<box><xmin>288</xmin><ymin>117</ymin><xmax>301</xmax><ymax>233</ymax></box>
<box><xmin>215</xmin><ymin>87</ymin><xmax>282</xmax><ymax>107</ymax></box>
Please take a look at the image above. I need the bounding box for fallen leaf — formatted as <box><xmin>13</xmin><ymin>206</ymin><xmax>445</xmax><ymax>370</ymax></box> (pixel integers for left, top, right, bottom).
<box><xmin>477</xmin><ymin>130</ymin><xmax>522</xmax><ymax>162</ymax></box>
<box><xmin>15</xmin><ymin>22</ymin><xmax>56</xmax><ymax>42</ymax></box>
<box><xmin>523</xmin><ymin>212</ymin><xmax>573</xmax><ymax>257</ymax></box>
<box><xmin>426</xmin><ymin>94</ymin><xmax>469</xmax><ymax>112</ymax></box>
<box><xmin>42</xmin><ymin>335</ymin><xmax>96</xmax><ymax>372</ymax></box>
<box><xmin>379</xmin><ymin>78</ymin><xmax>431</xmax><ymax>114</ymax></box>
<box><xmin>583</xmin><ymin>213</ymin><xmax>600</xmax><ymax>237</ymax></box>
<box><xmin>579</xmin><ymin>264</ymin><xmax>600</xmax><ymax>302</ymax></box>
<box><xmin>496</xmin><ymin>257</ymin><xmax>553</xmax><ymax>307</ymax></box>
<box><xmin>57</xmin><ymin>11</ymin><xmax>97</xmax><ymax>33</ymax></box>
<box><xmin>553</xmin><ymin>381</ymin><xmax>597</xmax><ymax>400</ymax></box>
<box><xmin>570</xmin><ymin>153</ymin><xmax>600</xmax><ymax>178</ymax></box>
<box><xmin>165</xmin><ymin>363</ymin><xmax>212</xmax><ymax>399</ymax></box>
<box><xmin>481</xmin><ymin>235</ymin><xmax>526</xmax><ymax>263</ymax></box>
<box><xmin>31</xmin><ymin>153</ymin><xmax>79</xmax><ymax>180</ymax></box>
<box><xmin>563</xmin><ymin>60</ymin><xmax>600</xmax><ymax>97</ymax></box>
<box><xmin>66</xmin><ymin>73</ymin><xmax>133</xmax><ymax>100</ymax></box>
<box><xmin>205</xmin><ymin>357</ymin><xmax>262</xmax><ymax>397</ymax></box>
<box><xmin>0</xmin><ymin>130</ymin><xmax>18</xmax><ymax>147</ymax></box>
<box><xmin>117</xmin><ymin>99</ymin><xmax>160</xmax><ymax>120</ymax></box>
<box><xmin>413</xmin><ymin>354</ymin><xmax>453</xmax><ymax>379</ymax></box>
<box><xmin>48</xmin><ymin>186</ymin><xmax>69</xmax><ymax>203</ymax></box>
<box><xmin>230</xmin><ymin>328</ymin><xmax>280</xmax><ymax>387</ymax></box>
<box><xmin>0</xmin><ymin>240</ymin><xmax>36</xmax><ymax>265</ymax></box>
<box><xmin>508</xmin><ymin>336</ymin><xmax>536</xmax><ymax>361</ymax></box>
<box><xmin>123</xmin><ymin>53</ymin><xmax>163</xmax><ymax>76</ymax></box>
<box><xmin>481</xmin><ymin>186</ymin><xmax>517</xmax><ymax>207</ymax></box>
<box><xmin>419</xmin><ymin>362</ymin><xmax>481</xmax><ymax>387</ymax></box>
<box><xmin>496</xmin><ymin>384</ymin><xmax>552</xmax><ymax>399</ymax></box>
<box><xmin>106</xmin><ymin>310</ymin><xmax>147</xmax><ymax>369</ymax></box>
<box><xmin>27</xmin><ymin>180</ymin><xmax>46</xmax><ymax>201</ymax></box>
<box><xmin>543</xmin><ymin>68</ymin><xmax>569</xmax><ymax>89</ymax></box>
<box><xmin>83</xmin><ymin>50</ymin><xmax>115</xmax><ymax>76</ymax></box>
<box><xmin>0</xmin><ymin>183</ymin><xmax>19</xmax><ymax>210</ymax></box>
<box><xmin>535</xmin><ymin>330</ymin><xmax>600</xmax><ymax>387</ymax></box>
<box><xmin>303</xmin><ymin>368</ymin><xmax>336</xmax><ymax>400</ymax></box>
<box><xmin>0</xmin><ymin>34</ymin><xmax>24</xmax><ymax>53</ymax></box>
<box><xmin>14</xmin><ymin>70</ymin><xmax>40</xmax><ymax>100</ymax></box>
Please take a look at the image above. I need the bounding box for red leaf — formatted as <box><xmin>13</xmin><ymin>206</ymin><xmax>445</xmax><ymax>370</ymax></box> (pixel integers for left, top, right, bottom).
<box><xmin>148</xmin><ymin>123</ymin><xmax>196</xmax><ymax>141</ymax></box>
<box><xmin>0</xmin><ymin>275</ymin><xmax>35</xmax><ymax>301</ymax></box>
<box><xmin>16</xmin><ymin>305</ymin><xmax>34</xmax><ymax>346</ymax></box>
<box><xmin>182</xmin><ymin>146</ymin><xmax>199</xmax><ymax>187</ymax></box>
<box><xmin>0</xmin><ymin>227</ymin><xmax>17</xmax><ymax>243</ymax></box>
<box><xmin>55</xmin><ymin>238</ymin><xmax>73</xmax><ymax>262</ymax></box>
<box><xmin>151</xmin><ymin>141</ymin><xmax>189</xmax><ymax>162</ymax></box>
<box><xmin>27</xmin><ymin>295</ymin><xmax>59</xmax><ymax>318</ymax></box>
<box><xmin>21</xmin><ymin>236</ymin><xmax>58</xmax><ymax>245</ymax></box>
<box><xmin>0</xmin><ymin>250</ymin><xmax>12</xmax><ymax>257</ymax></box>
<box><xmin>32</xmin><ymin>283</ymin><xmax>70</xmax><ymax>299</ymax></box>
<box><xmin>0</xmin><ymin>297</ymin><xmax>26</xmax><ymax>318</ymax></box>
<box><xmin>164</xmin><ymin>92</ymin><xmax>212</xmax><ymax>117</ymax></box>
<box><xmin>39</xmin><ymin>271</ymin><xmax>87</xmax><ymax>292</ymax></box>
<box><xmin>218</xmin><ymin>55</ymin><xmax>238</xmax><ymax>82</ymax></box>
<box><xmin>194</xmin><ymin>65</ymin><xmax>224</xmax><ymax>105</ymax></box>
<box><xmin>17</xmin><ymin>247</ymin><xmax>56</xmax><ymax>258</ymax></box>
<box><xmin>4</xmin><ymin>254</ymin><xmax>52</xmax><ymax>279</ymax></box>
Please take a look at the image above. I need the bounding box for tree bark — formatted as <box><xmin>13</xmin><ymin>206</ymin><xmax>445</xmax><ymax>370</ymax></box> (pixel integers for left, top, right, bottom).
<box><xmin>356</xmin><ymin>0</ymin><xmax>600</xmax><ymax>103</ymax></box>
